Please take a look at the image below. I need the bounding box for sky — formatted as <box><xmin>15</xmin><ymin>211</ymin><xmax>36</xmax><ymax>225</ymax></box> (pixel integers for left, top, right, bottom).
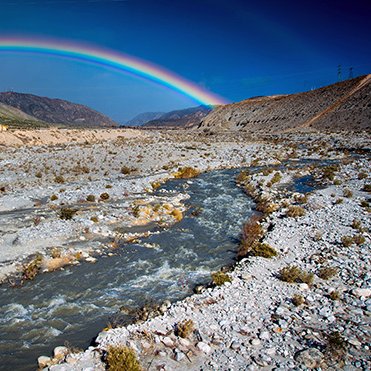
<box><xmin>0</xmin><ymin>0</ymin><xmax>370</xmax><ymax>123</ymax></box>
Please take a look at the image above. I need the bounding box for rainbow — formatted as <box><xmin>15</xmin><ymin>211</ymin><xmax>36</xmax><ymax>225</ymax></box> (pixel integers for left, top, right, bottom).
<box><xmin>0</xmin><ymin>37</ymin><xmax>227</xmax><ymax>106</ymax></box>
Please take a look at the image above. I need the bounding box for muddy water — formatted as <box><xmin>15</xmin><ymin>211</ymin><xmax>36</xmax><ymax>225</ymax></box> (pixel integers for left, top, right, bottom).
<box><xmin>0</xmin><ymin>168</ymin><xmax>254</xmax><ymax>370</ymax></box>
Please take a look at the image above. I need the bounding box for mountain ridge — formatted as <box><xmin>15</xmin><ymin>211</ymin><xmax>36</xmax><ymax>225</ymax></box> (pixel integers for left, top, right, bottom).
<box><xmin>0</xmin><ymin>92</ymin><xmax>117</xmax><ymax>128</ymax></box>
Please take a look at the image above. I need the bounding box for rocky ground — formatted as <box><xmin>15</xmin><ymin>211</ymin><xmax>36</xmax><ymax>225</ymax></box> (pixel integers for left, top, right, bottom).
<box><xmin>12</xmin><ymin>129</ymin><xmax>368</xmax><ymax>371</ymax></box>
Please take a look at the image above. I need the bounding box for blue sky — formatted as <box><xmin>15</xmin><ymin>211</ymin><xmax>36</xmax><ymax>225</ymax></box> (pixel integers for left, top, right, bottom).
<box><xmin>0</xmin><ymin>0</ymin><xmax>370</xmax><ymax>122</ymax></box>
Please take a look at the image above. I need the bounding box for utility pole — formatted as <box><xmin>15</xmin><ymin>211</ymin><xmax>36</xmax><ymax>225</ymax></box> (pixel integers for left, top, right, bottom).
<box><xmin>349</xmin><ymin>67</ymin><xmax>353</xmax><ymax>79</ymax></box>
<box><xmin>338</xmin><ymin>65</ymin><xmax>342</xmax><ymax>82</ymax></box>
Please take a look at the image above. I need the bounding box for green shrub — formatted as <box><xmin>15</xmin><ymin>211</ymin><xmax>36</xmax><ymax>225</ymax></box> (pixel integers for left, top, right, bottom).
<box><xmin>106</xmin><ymin>346</ymin><xmax>142</xmax><ymax>371</ymax></box>
<box><xmin>211</xmin><ymin>271</ymin><xmax>231</xmax><ymax>286</ymax></box>
<box><xmin>250</xmin><ymin>242</ymin><xmax>277</xmax><ymax>258</ymax></box>
<box><xmin>86</xmin><ymin>194</ymin><xmax>95</xmax><ymax>202</ymax></box>
<box><xmin>100</xmin><ymin>192</ymin><xmax>110</xmax><ymax>200</ymax></box>
<box><xmin>353</xmin><ymin>234</ymin><xmax>365</xmax><ymax>245</ymax></box>
<box><xmin>50</xmin><ymin>194</ymin><xmax>58</xmax><ymax>201</ymax></box>
<box><xmin>341</xmin><ymin>235</ymin><xmax>353</xmax><ymax>247</ymax></box>
<box><xmin>59</xmin><ymin>207</ymin><xmax>77</xmax><ymax>220</ymax></box>
<box><xmin>363</xmin><ymin>184</ymin><xmax>371</xmax><ymax>192</ymax></box>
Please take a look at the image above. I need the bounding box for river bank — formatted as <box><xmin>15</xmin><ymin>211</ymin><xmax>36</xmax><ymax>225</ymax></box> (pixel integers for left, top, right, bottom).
<box><xmin>36</xmin><ymin>131</ymin><xmax>370</xmax><ymax>370</ymax></box>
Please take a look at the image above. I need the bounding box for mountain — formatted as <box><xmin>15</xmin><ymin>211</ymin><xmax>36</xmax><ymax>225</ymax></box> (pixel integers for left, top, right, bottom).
<box><xmin>0</xmin><ymin>92</ymin><xmax>117</xmax><ymax>127</ymax></box>
<box><xmin>143</xmin><ymin>105</ymin><xmax>212</xmax><ymax>128</ymax></box>
<box><xmin>0</xmin><ymin>102</ymin><xmax>49</xmax><ymax>129</ymax></box>
<box><xmin>197</xmin><ymin>75</ymin><xmax>371</xmax><ymax>133</ymax></box>
<box><xmin>125</xmin><ymin>111</ymin><xmax>165</xmax><ymax>126</ymax></box>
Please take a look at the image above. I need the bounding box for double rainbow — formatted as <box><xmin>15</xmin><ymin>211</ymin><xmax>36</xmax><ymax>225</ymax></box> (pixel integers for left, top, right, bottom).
<box><xmin>0</xmin><ymin>37</ymin><xmax>227</xmax><ymax>106</ymax></box>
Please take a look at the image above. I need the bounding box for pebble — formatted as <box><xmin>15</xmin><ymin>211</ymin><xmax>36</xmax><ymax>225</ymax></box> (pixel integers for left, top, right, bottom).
<box><xmin>161</xmin><ymin>337</ymin><xmax>174</xmax><ymax>348</ymax></box>
<box><xmin>38</xmin><ymin>356</ymin><xmax>51</xmax><ymax>368</ymax></box>
<box><xmin>353</xmin><ymin>288</ymin><xmax>371</xmax><ymax>298</ymax></box>
<box><xmin>251</xmin><ymin>338</ymin><xmax>261</xmax><ymax>346</ymax></box>
<box><xmin>196</xmin><ymin>342</ymin><xmax>211</xmax><ymax>354</ymax></box>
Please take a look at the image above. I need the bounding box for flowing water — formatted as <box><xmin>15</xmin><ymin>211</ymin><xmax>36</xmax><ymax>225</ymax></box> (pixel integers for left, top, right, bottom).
<box><xmin>0</xmin><ymin>168</ymin><xmax>255</xmax><ymax>370</ymax></box>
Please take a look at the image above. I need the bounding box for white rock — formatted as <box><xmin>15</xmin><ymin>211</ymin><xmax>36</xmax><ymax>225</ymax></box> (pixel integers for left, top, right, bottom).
<box><xmin>179</xmin><ymin>338</ymin><xmax>191</xmax><ymax>348</ymax></box>
<box><xmin>196</xmin><ymin>342</ymin><xmax>211</xmax><ymax>354</ymax></box>
<box><xmin>162</xmin><ymin>337</ymin><xmax>174</xmax><ymax>348</ymax></box>
<box><xmin>299</xmin><ymin>283</ymin><xmax>309</xmax><ymax>291</ymax></box>
<box><xmin>38</xmin><ymin>355</ymin><xmax>51</xmax><ymax>368</ymax></box>
<box><xmin>251</xmin><ymin>338</ymin><xmax>261</xmax><ymax>346</ymax></box>
<box><xmin>353</xmin><ymin>288</ymin><xmax>371</xmax><ymax>298</ymax></box>
<box><xmin>259</xmin><ymin>331</ymin><xmax>270</xmax><ymax>340</ymax></box>
<box><xmin>54</xmin><ymin>346</ymin><xmax>69</xmax><ymax>358</ymax></box>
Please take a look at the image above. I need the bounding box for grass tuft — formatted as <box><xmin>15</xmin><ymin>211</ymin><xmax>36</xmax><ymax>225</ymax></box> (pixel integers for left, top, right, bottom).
<box><xmin>106</xmin><ymin>346</ymin><xmax>142</xmax><ymax>371</ymax></box>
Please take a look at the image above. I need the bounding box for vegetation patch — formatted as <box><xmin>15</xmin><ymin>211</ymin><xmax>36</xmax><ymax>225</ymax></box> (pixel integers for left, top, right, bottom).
<box><xmin>292</xmin><ymin>294</ymin><xmax>305</xmax><ymax>306</ymax></box>
<box><xmin>173</xmin><ymin>166</ymin><xmax>200</xmax><ymax>179</ymax></box>
<box><xmin>279</xmin><ymin>265</ymin><xmax>314</xmax><ymax>285</ymax></box>
<box><xmin>317</xmin><ymin>266</ymin><xmax>338</xmax><ymax>280</ymax></box>
<box><xmin>249</xmin><ymin>241</ymin><xmax>277</xmax><ymax>258</ymax></box>
<box><xmin>286</xmin><ymin>205</ymin><xmax>306</xmax><ymax>218</ymax></box>
<box><xmin>22</xmin><ymin>254</ymin><xmax>43</xmax><ymax>281</ymax></box>
<box><xmin>238</xmin><ymin>215</ymin><xmax>264</xmax><ymax>258</ymax></box>
<box><xmin>105</xmin><ymin>346</ymin><xmax>142</xmax><ymax>371</ymax></box>
<box><xmin>211</xmin><ymin>271</ymin><xmax>231</xmax><ymax>286</ymax></box>
<box><xmin>58</xmin><ymin>207</ymin><xmax>77</xmax><ymax>220</ymax></box>
<box><xmin>176</xmin><ymin>319</ymin><xmax>194</xmax><ymax>338</ymax></box>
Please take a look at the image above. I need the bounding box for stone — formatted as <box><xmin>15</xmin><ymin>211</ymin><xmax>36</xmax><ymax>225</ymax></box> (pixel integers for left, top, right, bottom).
<box><xmin>179</xmin><ymin>338</ymin><xmax>191</xmax><ymax>348</ymax></box>
<box><xmin>251</xmin><ymin>338</ymin><xmax>261</xmax><ymax>346</ymax></box>
<box><xmin>161</xmin><ymin>337</ymin><xmax>174</xmax><ymax>348</ymax></box>
<box><xmin>159</xmin><ymin>300</ymin><xmax>171</xmax><ymax>314</ymax></box>
<box><xmin>194</xmin><ymin>285</ymin><xmax>206</xmax><ymax>294</ymax></box>
<box><xmin>295</xmin><ymin>348</ymin><xmax>324</xmax><ymax>369</ymax></box>
<box><xmin>353</xmin><ymin>288</ymin><xmax>371</xmax><ymax>298</ymax></box>
<box><xmin>54</xmin><ymin>346</ymin><xmax>69</xmax><ymax>358</ymax></box>
<box><xmin>259</xmin><ymin>331</ymin><xmax>270</xmax><ymax>340</ymax></box>
<box><xmin>230</xmin><ymin>340</ymin><xmax>241</xmax><ymax>350</ymax></box>
<box><xmin>196</xmin><ymin>342</ymin><xmax>211</xmax><ymax>354</ymax></box>
<box><xmin>38</xmin><ymin>356</ymin><xmax>51</xmax><ymax>368</ymax></box>
<box><xmin>174</xmin><ymin>349</ymin><xmax>185</xmax><ymax>362</ymax></box>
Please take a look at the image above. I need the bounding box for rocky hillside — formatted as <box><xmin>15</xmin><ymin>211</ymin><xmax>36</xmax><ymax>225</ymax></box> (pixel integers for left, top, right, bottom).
<box><xmin>0</xmin><ymin>102</ymin><xmax>48</xmax><ymax>129</ymax></box>
<box><xmin>198</xmin><ymin>75</ymin><xmax>371</xmax><ymax>133</ymax></box>
<box><xmin>0</xmin><ymin>92</ymin><xmax>117</xmax><ymax>127</ymax></box>
<box><xmin>143</xmin><ymin>106</ymin><xmax>212</xmax><ymax>128</ymax></box>
<box><xmin>126</xmin><ymin>111</ymin><xmax>165</xmax><ymax>126</ymax></box>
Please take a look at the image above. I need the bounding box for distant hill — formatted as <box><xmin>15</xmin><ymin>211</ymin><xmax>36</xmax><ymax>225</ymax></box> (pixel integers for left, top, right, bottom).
<box><xmin>0</xmin><ymin>92</ymin><xmax>117</xmax><ymax>128</ymax></box>
<box><xmin>126</xmin><ymin>111</ymin><xmax>165</xmax><ymax>126</ymax></box>
<box><xmin>198</xmin><ymin>75</ymin><xmax>371</xmax><ymax>133</ymax></box>
<box><xmin>143</xmin><ymin>105</ymin><xmax>212</xmax><ymax>128</ymax></box>
<box><xmin>0</xmin><ymin>102</ymin><xmax>48</xmax><ymax>129</ymax></box>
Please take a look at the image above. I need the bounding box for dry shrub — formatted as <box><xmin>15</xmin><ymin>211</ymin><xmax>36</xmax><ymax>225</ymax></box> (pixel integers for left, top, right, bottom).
<box><xmin>292</xmin><ymin>294</ymin><xmax>305</xmax><ymax>306</ymax></box>
<box><xmin>59</xmin><ymin>207</ymin><xmax>77</xmax><ymax>220</ymax></box>
<box><xmin>22</xmin><ymin>254</ymin><xmax>43</xmax><ymax>281</ymax></box>
<box><xmin>250</xmin><ymin>242</ymin><xmax>277</xmax><ymax>258</ymax></box>
<box><xmin>279</xmin><ymin>265</ymin><xmax>314</xmax><ymax>285</ymax></box>
<box><xmin>341</xmin><ymin>235</ymin><xmax>353</xmax><ymax>247</ymax></box>
<box><xmin>286</xmin><ymin>205</ymin><xmax>306</xmax><ymax>218</ymax></box>
<box><xmin>317</xmin><ymin>266</ymin><xmax>338</xmax><ymax>280</ymax></box>
<box><xmin>256</xmin><ymin>200</ymin><xmax>279</xmax><ymax>214</ymax></box>
<box><xmin>173</xmin><ymin>167</ymin><xmax>200</xmax><ymax>179</ymax></box>
<box><xmin>177</xmin><ymin>319</ymin><xmax>194</xmax><ymax>338</ymax></box>
<box><xmin>343</xmin><ymin>188</ymin><xmax>353</xmax><ymax>198</ymax></box>
<box><xmin>106</xmin><ymin>346</ymin><xmax>142</xmax><ymax>371</ymax></box>
<box><xmin>171</xmin><ymin>209</ymin><xmax>183</xmax><ymax>222</ymax></box>
<box><xmin>100</xmin><ymin>192</ymin><xmax>110</xmax><ymax>200</ymax></box>
<box><xmin>86</xmin><ymin>194</ymin><xmax>95</xmax><ymax>202</ymax></box>
<box><xmin>54</xmin><ymin>175</ymin><xmax>65</xmax><ymax>184</ymax></box>
<box><xmin>238</xmin><ymin>216</ymin><xmax>263</xmax><ymax>258</ymax></box>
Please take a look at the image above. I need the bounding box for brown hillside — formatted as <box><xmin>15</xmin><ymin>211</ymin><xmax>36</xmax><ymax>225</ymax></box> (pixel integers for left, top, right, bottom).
<box><xmin>197</xmin><ymin>75</ymin><xmax>370</xmax><ymax>133</ymax></box>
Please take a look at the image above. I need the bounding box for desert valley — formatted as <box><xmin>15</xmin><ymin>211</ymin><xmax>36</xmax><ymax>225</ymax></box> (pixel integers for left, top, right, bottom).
<box><xmin>0</xmin><ymin>75</ymin><xmax>369</xmax><ymax>370</ymax></box>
